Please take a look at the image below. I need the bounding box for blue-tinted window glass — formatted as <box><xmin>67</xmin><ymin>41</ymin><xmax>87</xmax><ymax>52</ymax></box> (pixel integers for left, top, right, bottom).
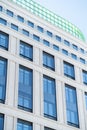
<box><xmin>0</xmin><ymin>114</ymin><xmax>4</xmax><ymax>130</ymax></box>
<box><xmin>43</xmin><ymin>75</ymin><xmax>57</xmax><ymax>120</ymax></box>
<box><xmin>64</xmin><ymin>40</ymin><xmax>70</xmax><ymax>46</ymax></box>
<box><xmin>85</xmin><ymin>93</ymin><xmax>87</xmax><ymax>110</ymax></box>
<box><xmin>0</xmin><ymin>58</ymin><xmax>7</xmax><ymax>103</ymax></box>
<box><xmin>53</xmin><ymin>45</ymin><xmax>59</xmax><ymax>51</ymax></box>
<box><xmin>27</xmin><ymin>21</ymin><xmax>34</xmax><ymax>28</ymax></box>
<box><xmin>43</xmin><ymin>40</ymin><xmax>50</xmax><ymax>46</ymax></box>
<box><xmin>0</xmin><ymin>6</ymin><xmax>2</xmax><ymax>11</ymax></box>
<box><xmin>0</xmin><ymin>31</ymin><xmax>9</xmax><ymax>50</ymax></box>
<box><xmin>0</xmin><ymin>18</ymin><xmax>7</xmax><ymax>25</ymax></box>
<box><xmin>64</xmin><ymin>61</ymin><xmax>75</xmax><ymax>79</ymax></box>
<box><xmin>17</xmin><ymin>15</ymin><xmax>24</xmax><ymax>23</ymax></box>
<box><xmin>47</xmin><ymin>31</ymin><xmax>53</xmax><ymax>37</ymax></box>
<box><xmin>33</xmin><ymin>34</ymin><xmax>40</xmax><ymax>41</ymax></box>
<box><xmin>65</xmin><ymin>85</ymin><xmax>79</xmax><ymax>128</ymax></box>
<box><xmin>11</xmin><ymin>23</ymin><xmax>18</xmax><ymax>31</ymax></box>
<box><xmin>71</xmin><ymin>54</ymin><xmax>77</xmax><ymax>60</ymax></box>
<box><xmin>72</xmin><ymin>44</ymin><xmax>78</xmax><ymax>50</ymax></box>
<box><xmin>43</xmin><ymin>52</ymin><xmax>55</xmax><ymax>70</ymax></box>
<box><xmin>17</xmin><ymin>119</ymin><xmax>32</xmax><ymax>130</ymax></box>
<box><xmin>80</xmin><ymin>48</ymin><xmax>84</xmax><ymax>54</ymax></box>
<box><xmin>37</xmin><ymin>26</ymin><xmax>43</xmax><ymax>32</ymax></box>
<box><xmin>22</xmin><ymin>29</ymin><xmax>29</xmax><ymax>36</ymax></box>
<box><xmin>18</xmin><ymin>66</ymin><xmax>33</xmax><ymax>112</ymax></box>
<box><xmin>55</xmin><ymin>35</ymin><xmax>61</xmax><ymax>42</ymax></box>
<box><xmin>62</xmin><ymin>49</ymin><xmax>68</xmax><ymax>55</ymax></box>
<box><xmin>83</xmin><ymin>70</ymin><xmax>87</xmax><ymax>85</ymax></box>
<box><xmin>6</xmin><ymin>10</ymin><xmax>13</xmax><ymax>17</ymax></box>
<box><xmin>44</xmin><ymin>127</ymin><xmax>54</xmax><ymax>130</ymax></box>
<box><xmin>20</xmin><ymin>41</ymin><xmax>33</xmax><ymax>61</ymax></box>
<box><xmin>80</xmin><ymin>58</ymin><xmax>85</xmax><ymax>64</ymax></box>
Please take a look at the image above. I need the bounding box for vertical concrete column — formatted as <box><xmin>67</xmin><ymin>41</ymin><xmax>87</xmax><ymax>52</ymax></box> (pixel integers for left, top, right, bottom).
<box><xmin>5</xmin><ymin>60</ymin><xmax>16</xmax><ymax>107</ymax></box>
<box><xmin>55</xmin><ymin>57</ymin><xmax>61</xmax><ymax>75</ymax></box>
<box><xmin>33</xmin><ymin>47</ymin><xmax>40</xmax><ymax>65</ymax></box>
<box><xmin>33</xmin><ymin>70</ymin><xmax>41</xmax><ymax>116</ymax></box>
<box><xmin>4</xmin><ymin>115</ymin><xmax>14</xmax><ymax>130</ymax></box>
<box><xmin>77</xmin><ymin>89</ymin><xmax>86</xmax><ymax>130</ymax></box>
<box><xmin>75</xmin><ymin>66</ymin><xmax>82</xmax><ymax>84</ymax></box>
<box><xmin>9</xmin><ymin>35</ymin><xmax>18</xmax><ymax>55</ymax></box>
<box><xmin>56</xmin><ymin>81</ymin><xmax>64</xmax><ymax>124</ymax></box>
<box><xmin>33</xmin><ymin>123</ymin><xmax>41</xmax><ymax>130</ymax></box>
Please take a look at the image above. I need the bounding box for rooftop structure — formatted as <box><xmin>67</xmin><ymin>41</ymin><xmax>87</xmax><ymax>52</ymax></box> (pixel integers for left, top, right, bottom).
<box><xmin>9</xmin><ymin>0</ymin><xmax>85</xmax><ymax>42</ymax></box>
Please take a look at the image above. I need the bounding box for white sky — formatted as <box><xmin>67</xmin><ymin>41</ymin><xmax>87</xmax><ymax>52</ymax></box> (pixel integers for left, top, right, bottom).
<box><xmin>34</xmin><ymin>0</ymin><xmax>87</xmax><ymax>42</ymax></box>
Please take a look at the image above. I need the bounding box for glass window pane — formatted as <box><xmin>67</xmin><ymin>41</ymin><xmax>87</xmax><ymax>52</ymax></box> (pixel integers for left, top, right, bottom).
<box><xmin>0</xmin><ymin>114</ymin><xmax>4</xmax><ymax>130</ymax></box>
<box><xmin>17</xmin><ymin>119</ymin><xmax>32</xmax><ymax>130</ymax></box>
<box><xmin>43</xmin><ymin>52</ymin><xmax>55</xmax><ymax>70</ymax></box>
<box><xmin>18</xmin><ymin>66</ymin><xmax>33</xmax><ymax>111</ymax></box>
<box><xmin>20</xmin><ymin>41</ymin><xmax>33</xmax><ymax>61</ymax></box>
<box><xmin>64</xmin><ymin>61</ymin><xmax>75</xmax><ymax>79</ymax></box>
<box><xmin>65</xmin><ymin>85</ymin><xmax>79</xmax><ymax>127</ymax></box>
<box><xmin>0</xmin><ymin>31</ymin><xmax>9</xmax><ymax>50</ymax></box>
<box><xmin>43</xmin><ymin>75</ymin><xmax>57</xmax><ymax>120</ymax></box>
<box><xmin>0</xmin><ymin>58</ymin><xmax>7</xmax><ymax>103</ymax></box>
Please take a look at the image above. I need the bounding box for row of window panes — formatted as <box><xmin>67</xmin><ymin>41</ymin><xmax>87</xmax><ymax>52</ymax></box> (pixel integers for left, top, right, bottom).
<box><xmin>1</xmin><ymin>56</ymin><xmax>87</xmax><ymax>127</ymax></box>
<box><xmin>0</xmin><ymin>114</ymin><xmax>55</xmax><ymax>130</ymax></box>
<box><xmin>0</xmin><ymin>28</ymin><xmax>86</xmax><ymax>65</ymax></box>
<box><xmin>0</xmin><ymin>6</ymin><xmax>86</xmax><ymax>54</ymax></box>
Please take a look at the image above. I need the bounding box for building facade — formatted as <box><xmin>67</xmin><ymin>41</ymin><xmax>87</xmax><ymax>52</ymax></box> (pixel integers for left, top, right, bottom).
<box><xmin>0</xmin><ymin>0</ymin><xmax>87</xmax><ymax>130</ymax></box>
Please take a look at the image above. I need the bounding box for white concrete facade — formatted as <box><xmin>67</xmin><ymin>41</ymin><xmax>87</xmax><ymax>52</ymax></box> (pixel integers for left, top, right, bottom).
<box><xmin>0</xmin><ymin>0</ymin><xmax>87</xmax><ymax>130</ymax></box>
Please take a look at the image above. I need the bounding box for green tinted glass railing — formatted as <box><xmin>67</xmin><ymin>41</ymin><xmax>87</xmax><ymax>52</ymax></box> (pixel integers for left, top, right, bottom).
<box><xmin>9</xmin><ymin>0</ymin><xmax>85</xmax><ymax>42</ymax></box>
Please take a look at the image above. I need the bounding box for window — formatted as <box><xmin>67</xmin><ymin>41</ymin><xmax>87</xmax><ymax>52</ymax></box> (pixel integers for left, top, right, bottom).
<box><xmin>53</xmin><ymin>45</ymin><xmax>59</xmax><ymax>51</ymax></box>
<box><xmin>44</xmin><ymin>127</ymin><xmax>55</xmax><ymax>130</ymax></box>
<box><xmin>72</xmin><ymin>44</ymin><xmax>78</xmax><ymax>51</ymax></box>
<box><xmin>55</xmin><ymin>35</ymin><xmax>61</xmax><ymax>42</ymax></box>
<box><xmin>6</xmin><ymin>9</ymin><xmax>13</xmax><ymax>17</ymax></box>
<box><xmin>80</xmin><ymin>58</ymin><xmax>85</xmax><ymax>64</ymax></box>
<box><xmin>0</xmin><ymin>18</ymin><xmax>7</xmax><ymax>25</ymax></box>
<box><xmin>0</xmin><ymin>58</ymin><xmax>7</xmax><ymax>103</ymax></box>
<box><xmin>33</xmin><ymin>34</ymin><xmax>40</xmax><ymax>41</ymax></box>
<box><xmin>47</xmin><ymin>31</ymin><xmax>53</xmax><ymax>37</ymax></box>
<box><xmin>83</xmin><ymin>70</ymin><xmax>87</xmax><ymax>85</ymax></box>
<box><xmin>27</xmin><ymin>21</ymin><xmax>34</xmax><ymax>28</ymax></box>
<box><xmin>64</xmin><ymin>40</ymin><xmax>70</xmax><ymax>46</ymax></box>
<box><xmin>17</xmin><ymin>15</ymin><xmax>24</xmax><ymax>23</ymax></box>
<box><xmin>43</xmin><ymin>40</ymin><xmax>50</xmax><ymax>46</ymax></box>
<box><xmin>62</xmin><ymin>49</ymin><xmax>68</xmax><ymax>55</ymax></box>
<box><xmin>80</xmin><ymin>48</ymin><xmax>84</xmax><ymax>54</ymax></box>
<box><xmin>71</xmin><ymin>53</ymin><xmax>77</xmax><ymax>60</ymax></box>
<box><xmin>0</xmin><ymin>6</ymin><xmax>2</xmax><ymax>11</ymax></box>
<box><xmin>20</xmin><ymin>41</ymin><xmax>33</xmax><ymax>61</ymax></box>
<box><xmin>37</xmin><ymin>26</ymin><xmax>43</xmax><ymax>32</ymax></box>
<box><xmin>0</xmin><ymin>114</ymin><xmax>4</xmax><ymax>130</ymax></box>
<box><xmin>85</xmin><ymin>93</ymin><xmax>87</xmax><ymax>110</ymax></box>
<box><xmin>65</xmin><ymin>85</ymin><xmax>79</xmax><ymax>128</ymax></box>
<box><xmin>43</xmin><ymin>75</ymin><xmax>57</xmax><ymax>120</ymax></box>
<box><xmin>11</xmin><ymin>23</ymin><xmax>18</xmax><ymax>31</ymax></box>
<box><xmin>18</xmin><ymin>66</ymin><xmax>33</xmax><ymax>112</ymax></box>
<box><xmin>43</xmin><ymin>52</ymin><xmax>55</xmax><ymax>70</ymax></box>
<box><xmin>17</xmin><ymin>119</ymin><xmax>32</xmax><ymax>130</ymax></box>
<box><xmin>0</xmin><ymin>31</ymin><xmax>9</xmax><ymax>50</ymax></box>
<box><xmin>22</xmin><ymin>29</ymin><xmax>29</xmax><ymax>36</ymax></box>
<box><xmin>64</xmin><ymin>61</ymin><xmax>75</xmax><ymax>79</ymax></box>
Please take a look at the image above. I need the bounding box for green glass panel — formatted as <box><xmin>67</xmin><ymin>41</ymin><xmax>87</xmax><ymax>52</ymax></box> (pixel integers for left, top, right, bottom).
<box><xmin>9</xmin><ymin>0</ymin><xmax>85</xmax><ymax>42</ymax></box>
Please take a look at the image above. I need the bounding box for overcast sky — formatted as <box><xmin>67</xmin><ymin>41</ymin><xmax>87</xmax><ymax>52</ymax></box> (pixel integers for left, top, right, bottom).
<box><xmin>34</xmin><ymin>0</ymin><xmax>87</xmax><ymax>42</ymax></box>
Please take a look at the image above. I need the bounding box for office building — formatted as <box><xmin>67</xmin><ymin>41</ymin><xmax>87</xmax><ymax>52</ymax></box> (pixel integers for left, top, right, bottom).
<box><xmin>0</xmin><ymin>0</ymin><xmax>87</xmax><ymax>130</ymax></box>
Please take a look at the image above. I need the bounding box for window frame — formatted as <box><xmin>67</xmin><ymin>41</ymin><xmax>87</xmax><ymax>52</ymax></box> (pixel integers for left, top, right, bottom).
<box><xmin>0</xmin><ymin>31</ymin><xmax>9</xmax><ymax>50</ymax></box>
<box><xmin>64</xmin><ymin>61</ymin><xmax>75</xmax><ymax>79</ymax></box>
<box><xmin>43</xmin><ymin>51</ymin><xmax>55</xmax><ymax>71</ymax></box>
<box><xmin>20</xmin><ymin>41</ymin><xmax>33</xmax><ymax>61</ymax></box>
